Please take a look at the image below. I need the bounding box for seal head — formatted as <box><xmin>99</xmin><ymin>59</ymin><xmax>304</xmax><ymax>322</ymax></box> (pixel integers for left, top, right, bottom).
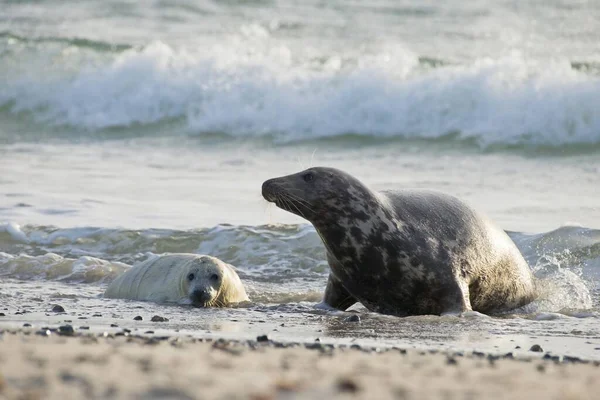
<box><xmin>262</xmin><ymin>167</ymin><xmax>375</xmax><ymax>224</ymax></box>
<box><xmin>181</xmin><ymin>255</ymin><xmax>249</xmax><ymax>307</ymax></box>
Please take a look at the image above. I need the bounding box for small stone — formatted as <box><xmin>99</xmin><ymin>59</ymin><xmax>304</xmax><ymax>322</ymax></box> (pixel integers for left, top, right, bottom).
<box><xmin>315</xmin><ymin>338</ymin><xmax>321</xmax><ymax>342</ymax></box>
<box><xmin>305</xmin><ymin>343</ymin><xmax>324</xmax><ymax>350</ymax></box>
<box><xmin>36</xmin><ymin>329</ymin><xmax>51</xmax><ymax>336</ymax></box>
<box><xmin>529</xmin><ymin>345</ymin><xmax>543</xmax><ymax>352</ymax></box>
<box><xmin>337</xmin><ymin>378</ymin><xmax>359</xmax><ymax>393</ymax></box>
<box><xmin>133</xmin><ymin>316</ymin><xmax>143</xmax><ymax>321</ymax></box>
<box><xmin>447</xmin><ymin>357</ymin><xmax>458</xmax><ymax>365</ymax></box>
<box><xmin>537</xmin><ymin>364</ymin><xmax>545</xmax><ymax>372</ymax></box>
<box><xmin>256</xmin><ymin>335</ymin><xmax>269</xmax><ymax>342</ymax></box>
<box><xmin>515</xmin><ymin>346</ymin><xmax>521</xmax><ymax>349</ymax></box>
<box><xmin>110</xmin><ymin>324</ymin><xmax>118</xmax><ymax>328</ymax></box>
<box><xmin>51</xmin><ymin>305</ymin><xmax>65</xmax><ymax>313</ymax></box>
<box><xmin>150</xmin><ymin>315</ymin><xmax>168</xmax><ymax>322</ymax></box>
<box><xmin>144</xmin><ymin>331</ymin><xmax>154</xmax><ymax>334</ymax></box>
<box><xmin>345</xmin><ymin>315</ymin><xmax>361</xmax><ymax>322</ymax></box>
<box><xmin>542</xmin><ymin>353</ymin><xmax>561</xmax><ymax>362</ymax></box>
<box><xmin>23</xmin><ymin>323</ymin><xmax>32</xmax><ymax>327</ymax></box>
<box><xmin>0</xmin><ymin>313</ymin><xmax>5</xmax><ymax>317</ymax></box>
<box><xmin>79</xmin><ymin>326</ymin><xmax>90</xmax><ymax>330</ymax></box>
<box><xmin>58</xmin><ymin>325</ymin><xmax>75</xmax><ymax>336</ymax></box>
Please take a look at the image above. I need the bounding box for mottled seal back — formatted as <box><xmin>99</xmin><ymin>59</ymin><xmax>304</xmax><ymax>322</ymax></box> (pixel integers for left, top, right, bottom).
<box><xmin>262</xmin><ymin>167</ymin><xmax>535</xmax><ymax>316</ymax></box>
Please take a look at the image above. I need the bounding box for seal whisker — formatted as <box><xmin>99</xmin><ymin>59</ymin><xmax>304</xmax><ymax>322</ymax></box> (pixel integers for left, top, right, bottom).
<box><xmin>282</xmin><ymin>190</ymin><xmax>316</xmax><ymax>213</ymax></box>
<box><xmin>309</xmin><ymin>148</ymin><xmax>318</xmax><ymax>167</ymax></box>
<box><xmin>281</xmin><ymin>193</ymin><xmax>307</xmax><ymax>219</ymax></box>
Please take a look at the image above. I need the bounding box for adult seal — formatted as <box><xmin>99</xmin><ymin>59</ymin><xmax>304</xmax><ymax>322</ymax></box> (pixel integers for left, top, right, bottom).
<box><xmin>262</xmin><ymin>167</ymin><xmax>536</xmax><ymax>316</ymax></box>
<box><xmin>104</xmin><ymin>254</ymin><xmax>249</xmax><ymax>307</ymax></box>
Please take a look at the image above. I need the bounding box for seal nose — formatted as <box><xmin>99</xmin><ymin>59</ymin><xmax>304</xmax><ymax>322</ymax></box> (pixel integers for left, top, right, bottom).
<box><xmin>262</xmin><ymin>179</ymin><xmax>277</xmax><ymax>201</ymax></box>
<box><xmin>191</xmin><ymin>289</ymin><xmax>212</xmax><ymax>304</ymax></box>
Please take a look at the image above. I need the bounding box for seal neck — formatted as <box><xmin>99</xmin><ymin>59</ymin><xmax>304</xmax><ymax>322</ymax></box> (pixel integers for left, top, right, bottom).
<box><xmin>312</xmin><ymin>192</ymin><xmax>397</xmax><ymax>259</ymax></box>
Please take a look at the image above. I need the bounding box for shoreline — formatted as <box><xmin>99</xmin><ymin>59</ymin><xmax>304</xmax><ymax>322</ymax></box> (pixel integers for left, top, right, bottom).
<box><xmin>1</xmin><ymin>327</ymin><xmax>599</xmax><ymax>400</ymax></box>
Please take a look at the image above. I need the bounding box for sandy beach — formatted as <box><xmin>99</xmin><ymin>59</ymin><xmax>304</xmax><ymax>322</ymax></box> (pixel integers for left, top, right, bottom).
<box><xmin>1</xmin><ymin>327</ymin><xmax>599</xmax><ymax>400</ymax></box>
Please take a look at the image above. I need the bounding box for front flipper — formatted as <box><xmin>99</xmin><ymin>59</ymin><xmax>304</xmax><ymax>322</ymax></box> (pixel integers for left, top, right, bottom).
<box><xmin>322</xmin><ymin>273</ymin><xmax>357</xmax><ymax>311</ymax></box>
<box><xmin>440</xmin><ymin>279</ymin><xmax>472</xmax><ymax>316</ymax></box>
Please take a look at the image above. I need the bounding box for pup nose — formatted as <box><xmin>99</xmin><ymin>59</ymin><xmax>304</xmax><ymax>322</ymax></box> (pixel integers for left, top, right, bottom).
<box><xmin>192</xmin><ymin>290</ymin><xmax>211</xmax><ymax>304</ymax></box>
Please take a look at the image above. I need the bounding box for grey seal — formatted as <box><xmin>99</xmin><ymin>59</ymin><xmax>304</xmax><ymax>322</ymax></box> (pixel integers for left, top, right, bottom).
<box><xmin>104</xmin><ymin>254</ymin><xmax>249</xmax><ymax>307</ymax></box>
<box><xmin>262</xmin><ymin>167</ymin><xmax>536</xmax><ymax>316</ymax></box>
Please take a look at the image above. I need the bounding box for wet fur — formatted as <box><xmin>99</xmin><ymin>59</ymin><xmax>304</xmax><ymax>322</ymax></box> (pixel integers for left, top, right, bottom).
<box><xmin>262</xmin><ymin>167</ymin><xmax>536</xmax><ymax>316</ymax></box>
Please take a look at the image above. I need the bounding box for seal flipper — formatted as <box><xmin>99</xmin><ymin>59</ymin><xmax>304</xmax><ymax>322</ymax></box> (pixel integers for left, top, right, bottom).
<box><xmin>323</xmin><ymin>273</ymin><xmax>357</xmax><ymax>311</ymax></box>
<box><xmin>439</xmin><ymin>279</ymin><xmax>473</xmax><ymax>315</ymax></box>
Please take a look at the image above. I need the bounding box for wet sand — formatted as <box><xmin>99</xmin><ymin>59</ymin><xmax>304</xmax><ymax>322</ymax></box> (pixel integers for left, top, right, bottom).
<box><xmin>1</xmin><ymin>327</ymin><xmax>599</xmax><ymax>400</ymax></box>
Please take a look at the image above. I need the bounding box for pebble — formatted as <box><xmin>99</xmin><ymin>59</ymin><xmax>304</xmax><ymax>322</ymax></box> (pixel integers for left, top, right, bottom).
<box><xmin>110</xmin><ymin>324</ymin><xmax>119</xmax><ymax>327</ymax></box>
<box><xmin>529</xmin><ymin>344</ymin><xmax>543</xmax><ymax>352</ymax></box>
<box><xmin>337</xmin><ymin>378</ymin><xmax>360</xmax><ymax>393</ymax></box>
<box><xmin>51</xmin><ymin>305</ymin><xmax>65</xmax><ymax>313</ymax></box>
<box><xmin>0</xmin><ymin>313</ymin><xmax>5</xmax><ymax>317</ymax></box>
<box><xmin>305</xmin><ymin>343</ymin><xmax>325</xmax><ymax>351</ymax></box>
<box><xmin>543</xmin><ymin>354</ymin><xmax>561</xmax><ymax>362</ymax></box>
<box><xmin>563</xmin><ymin>356</ymin><xmax>584</xmax><ymax>364</ymax></box>
<box><xmin>79</xmin><ymin>326</ymin><xmax>90</xmax><ymax>330</ymax></box>
<box><xmin>537</xmin><ymin>364</ymin><xmax>545</xmax><ymax>373</ymax></box>
<box><xmin>256</xmin><ymin>335</ymin><xmax>270</xmax><ymax>342</ymax></box>
<box><xmin>345</xmin><ymin>315</ymin><xmax>361</xmax><ymax>322</ymax></box>
<box><xmin>23</xmin><ymin>323</ymin><xmax>32</xmax><ymax>328</ymax></box>
<box><xmin>133</xmin><ymin>316</ymin><xmax>143</xmax><ymax>321</ymax></box>
<box><xmin>36</xmin><ymin>329</ymin><xmax>51</xmax><ymax>337</ymax></box>
<box><xmin>150</xmin><ymin>315</ymin><xmax>168</xmax><ymax>322</ymax></box>
<box><xmin>58</xmin><ymin>325</ymin><xmax>75</xmax><ymax>336</ymax></box>
<box><xmin>446</xmin><ymin>357</ymin><xmax>458</xmax><ymax>365</ymax></box>
<box><xmin>145</xmin><ymin>331</ymin><xmax>155</xmax><ymax>334</ymax></box>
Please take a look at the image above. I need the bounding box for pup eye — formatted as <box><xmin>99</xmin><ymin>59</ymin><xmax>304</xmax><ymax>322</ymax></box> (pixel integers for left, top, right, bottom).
<box><xmin>210</xmin><ymin>274</ymin><xmax>219</xmax><ymax>281</ymax></box>
<box><xmin>303</xmin><ymin>172</ymin><xmax>314</xmax><ymax>182</ymax></box>
<box><xmin>187</xmin><ymin>273</ymin><xmax>195</xmax><ymax>281</ymax></box>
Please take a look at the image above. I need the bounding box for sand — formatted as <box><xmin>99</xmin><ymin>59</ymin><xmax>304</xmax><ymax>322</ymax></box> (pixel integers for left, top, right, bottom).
<box><xmin>0</xmin><ymin>328</ymin><xmax>598</xmax><ymax>400</ymax></box>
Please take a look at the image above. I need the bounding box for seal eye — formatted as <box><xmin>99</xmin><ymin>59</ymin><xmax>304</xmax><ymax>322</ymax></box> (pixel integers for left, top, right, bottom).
<box><xmin>303</xmin><ymin>172</ymin><xmax>314</xmax><ymax>182</ymax></box>
<box><xmin>210</xmin><ymin>273</ymin><xmax>219</xmax><ymax>282</ymax></box>
<box><xmin>187</xmin><ymin>273</ymin><xmax>195</xmax><ymax>281</ymax></box>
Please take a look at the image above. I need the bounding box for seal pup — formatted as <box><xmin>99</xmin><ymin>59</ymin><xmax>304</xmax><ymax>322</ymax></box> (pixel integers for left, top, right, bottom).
<box><xmin>104</xmin><ymin>254</ymin><xmax>249</xmax><ymax>307</ymax></box>
<box><xmin>262</xmin><ymin>167</ymin><xmax>536</xmax><ymax>316</ymax></box>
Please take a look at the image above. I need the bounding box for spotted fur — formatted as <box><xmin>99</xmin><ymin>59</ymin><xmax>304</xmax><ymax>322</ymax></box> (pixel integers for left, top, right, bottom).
<box><xmin>262</xmin><ymin>167</ymin><xmax>536</xmax><ymax>316</ymax></box>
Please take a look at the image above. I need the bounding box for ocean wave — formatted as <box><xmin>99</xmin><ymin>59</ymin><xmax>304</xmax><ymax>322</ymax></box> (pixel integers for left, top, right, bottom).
<box><xmin>0</xmin><ymin>30</ymin><xmax>133</xmax><ymax>53</ymax></box>
<box><xmin>1</xmin><ymin>37</ymin><xmax>599</xmax><ymax>148</ymax></box>
<box><xmin>1</xmin><ymin>222</ymin><xmax>598</xmax><ymax>311</ymax></box>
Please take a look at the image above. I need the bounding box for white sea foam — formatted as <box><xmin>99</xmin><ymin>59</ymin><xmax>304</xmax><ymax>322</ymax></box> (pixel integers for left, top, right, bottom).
<box><xmin>2</xmin><ymin>37</ymin><xmax>599</xmax><ymax>147</ymax></box>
